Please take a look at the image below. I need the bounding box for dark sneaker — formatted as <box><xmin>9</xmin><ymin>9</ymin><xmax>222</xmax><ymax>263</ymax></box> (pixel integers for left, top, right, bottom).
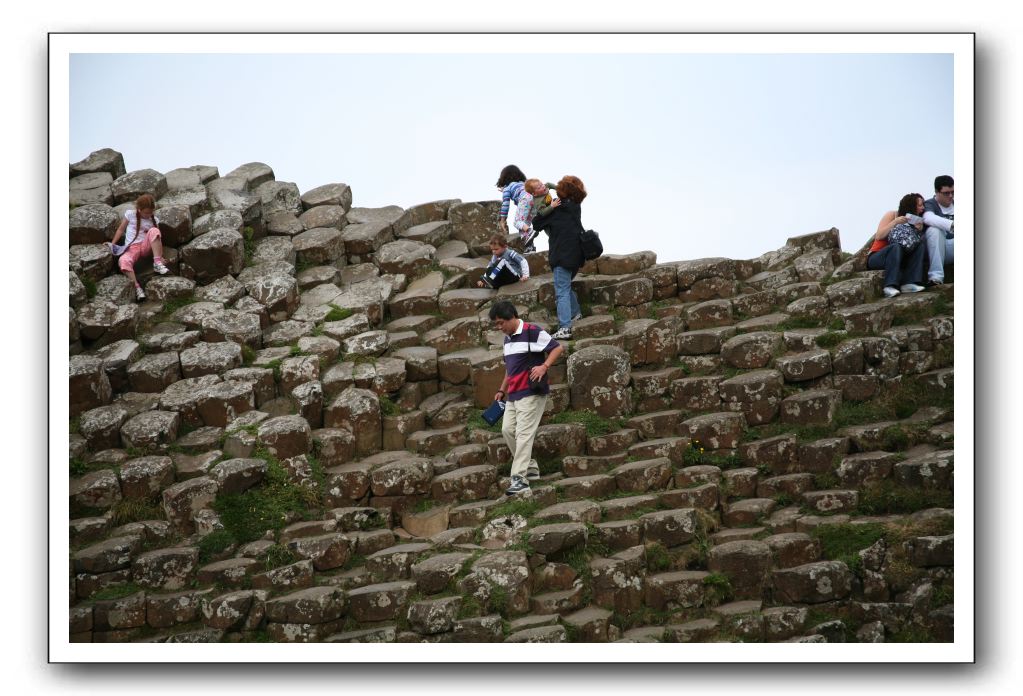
<box><xmin>505</xmin><ymin>475</ymin><xmax>531</xmax><ymax>496</ymax></box>
<box><xmin>521</xmin><ymin>228</ymin><xmax>538</xmax><ymax>247</ymax></box>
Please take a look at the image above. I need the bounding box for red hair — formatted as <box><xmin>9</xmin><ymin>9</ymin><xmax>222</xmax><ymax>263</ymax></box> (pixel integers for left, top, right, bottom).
<box><xmin>555</xmin><ymin>175</ymin><xmax>587</xmax><ymax>203</ymax></box>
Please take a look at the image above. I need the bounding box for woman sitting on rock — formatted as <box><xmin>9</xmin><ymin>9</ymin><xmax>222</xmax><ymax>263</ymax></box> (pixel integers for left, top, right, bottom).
<box><xmin>868</xmin><ymin>193</ymin><xmax>929</xmax><ymax>299</ymax></box>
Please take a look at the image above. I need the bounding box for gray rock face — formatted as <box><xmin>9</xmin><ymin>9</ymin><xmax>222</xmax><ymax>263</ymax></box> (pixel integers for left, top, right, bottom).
<box><xmin>293</xmin><ymin>227</ymin><xmax>345</xmax><ymax>265</ymax></box>
<box><xmin>180</xmin><ymin>229</ymin><xmax>245</xmax><ymax>283</ymax></box>
<box><xmin>161</xmin><ymin>477</ymin><xmax>219</xmax><ymax>534</ymax></box>
<box><xmin>111</xmin><ymin>168</ymin><xmax>168</xmax><ymax>204</ymax></box>
<box><xmin>567</xmin><ymin>346</ymin><xmax>632</xmax><ymax>418</ymax></box>
<box><xmin>256</xmin><ymin>180</ymin><xmax>302</xmax><ymax>217</ymax></box>
<box><xmin>70</xmin><ymin>354</ymin><xmax>113</xmax><ymax>417</ymax></box>
<box><xmin>120</xmin><ymin>410</ymin><xmax>180</xmax><ymax>450</ymax></box>
<box><xmin>70</xmin><ymin>204</ymin><xmax>120</xmax><ymax>244</ymax></box>
<box><xmin>179</xmin><ymin>341</ymin><xmax>243</xmax><ymax>378</ymax></box>
<box><xmin>301</xmin><ymin>183</ymin><xmax>352</xmax><ymax>211</ymax></box>
<box><xmin>71</xmin><ymin>148</ymin><xmax>127</xmax><ymax>179</ymax></box>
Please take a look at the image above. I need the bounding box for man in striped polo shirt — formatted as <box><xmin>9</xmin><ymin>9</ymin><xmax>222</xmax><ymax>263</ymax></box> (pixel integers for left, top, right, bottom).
<box><xmin>488</xmin><ymin>301</ymin><xmax>564</xmax><ymax>496</ymax></box>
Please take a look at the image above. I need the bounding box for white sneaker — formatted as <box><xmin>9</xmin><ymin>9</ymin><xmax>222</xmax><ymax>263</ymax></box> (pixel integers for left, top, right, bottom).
<box><xmin>135</xmin><ymin>286</ymin><xmax>146</xmax><ymax>301</ymax></box>
<box><xmin>153</xmin><ymin>261</ymin><xmax>170</xmax><ymax>275</ymax></box>
<box><xmin>571</xmin><ymin>312</ymin><xmax>583</xmax><ymax>322</ymax></box>
<box><xmin>551</xmin><ymin>327</ymin><xmax>573</xmax><ymax>340</ymax></box>
<box><xmin>882</xmin><ymin>286</ymin><xmax>900</xmax><ymax>298</ymax></box>
<box><xmin>900</xmin><ymin>283</ymin><xmax>925</xmax><ymax>293</ymax></box>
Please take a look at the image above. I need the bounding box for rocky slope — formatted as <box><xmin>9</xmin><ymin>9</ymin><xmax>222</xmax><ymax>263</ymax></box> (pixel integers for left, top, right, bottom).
<box><xmin>67</xmin><ymin>148</ymin><xmax>955</xmax><ymax>644</ymax></box>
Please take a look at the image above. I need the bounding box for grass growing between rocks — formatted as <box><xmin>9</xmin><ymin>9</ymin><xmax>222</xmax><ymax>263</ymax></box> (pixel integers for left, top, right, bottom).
<box><xmin>109</xmin><ymin>497</ymin><xmax>165</xmax><ymax>526</ymax></box>
<box><xmin>213</xmin><ymin>455</ymin><xmax>319</xmax><ymax>544</ymax></box>
<box><xmin>814</xmin><ymin>331</ymin><xmax>846</xmax><ymax>349</ymax></box>
<box><xmin>197</xmin><ymin>528</ymin><xmax>237</xmax><ymax>563</ymax></box>
<box><xmin>324</xmin><ymin>304</ymin><xmax>353</xmax><ymax>322</ymax></box>
<box><xmin>811</xmin><ymin>523</ymin><xmax>886</xmax><ymax>573</ymax></box>
<box><xmin>855</xmin><ymin>481</ymin><xmax>954</xmax><ymax>515</ymax></box>
<box><xmin>467</xmin><ymin>411</ymin><xmax>502</xmax><ymax>435</ymax></box>
<box><xmin>551</xmin><ymin>410</ymin><xmax>624</xmax><ymax>438</ymax></box>
<box><xmin>90</xmin><ymin>583</ymin><xmax>144</xmax><ymax>602</ymax></box>
<box><xmin>683</xmin><ymin>440</ymin><xmax>743</xmax><ymax>469</ymax></box>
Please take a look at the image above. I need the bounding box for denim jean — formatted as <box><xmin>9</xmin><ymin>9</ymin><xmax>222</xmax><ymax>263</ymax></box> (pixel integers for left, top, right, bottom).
<box><xmin>866</xmin><ymin>241</ymin><xmax>927</xmax><ymax>288</ymax></box>
<box><xmin>552</xmin><ymin>266</ymin><xmax>580</xmax><ymax>329</ymax></box>
<box><xmin>924</xmin><ymin>227</ymin><xmax>955</xmax><ymax>282</ymax></box>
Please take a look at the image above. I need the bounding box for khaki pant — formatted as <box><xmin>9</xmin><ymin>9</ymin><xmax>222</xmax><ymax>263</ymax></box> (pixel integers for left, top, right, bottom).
<box><xmin>501</xmin><ymin>394</ymin><xmax>547</xmax><ymax>479</ymax></box>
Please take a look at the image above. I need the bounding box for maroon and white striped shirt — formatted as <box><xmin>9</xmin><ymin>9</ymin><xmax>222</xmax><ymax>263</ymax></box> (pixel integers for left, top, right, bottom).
<box><xmin>502</xmin><ymin>321</ymin><xmax>560</xmax><ymax>402</ymax></box>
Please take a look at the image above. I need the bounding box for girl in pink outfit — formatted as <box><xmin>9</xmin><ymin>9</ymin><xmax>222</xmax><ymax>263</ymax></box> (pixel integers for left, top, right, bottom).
<box><xmin>108</xmin><ymin>193</ymin><xmax>169</xmax><ymax>300</ymax></box>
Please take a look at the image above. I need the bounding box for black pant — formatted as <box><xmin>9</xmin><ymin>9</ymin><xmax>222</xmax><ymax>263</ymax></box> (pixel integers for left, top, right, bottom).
<box><xmin>867</xmin><ymin>242</ymin><xmax>927</xmax><ymax>288</ymax></box>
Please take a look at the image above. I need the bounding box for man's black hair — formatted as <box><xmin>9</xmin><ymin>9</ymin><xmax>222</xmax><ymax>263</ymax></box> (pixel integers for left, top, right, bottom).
<box><xmin>934</xmin><ymin>175</ymin><xmax>954</xmax><ymax>192</ymax></box>
<box><xmin>488</xmin><ymin>300</ymin><xmax>518</xmax><ymax>321</ymax></box>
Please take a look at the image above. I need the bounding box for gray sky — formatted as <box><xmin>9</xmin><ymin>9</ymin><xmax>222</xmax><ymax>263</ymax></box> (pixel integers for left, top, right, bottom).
<box><xmin>70</xmin><ymin>50</ymin><xmax>953</xmax><ymax>262</ymax></box>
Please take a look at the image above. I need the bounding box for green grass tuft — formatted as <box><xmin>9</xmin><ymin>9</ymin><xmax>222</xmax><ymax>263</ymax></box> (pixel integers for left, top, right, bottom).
<box><xmin>109</xmin><ymin>498</ymin><xmax>165</xmax><ymax>526</ymax></box>
<box><xmin>551</xmin><ymin>410</ymin><xmax>623</xmax><ymax>438</ymax></box>
<box><xmin>197</xmin><ymin>529</ymin><xmax>237</xmax><ymax>563</ymax></box>
<box><xmin>325</xmin><ymin>304</ymin><xmax>353</xmax><ymax>322</ymax></box>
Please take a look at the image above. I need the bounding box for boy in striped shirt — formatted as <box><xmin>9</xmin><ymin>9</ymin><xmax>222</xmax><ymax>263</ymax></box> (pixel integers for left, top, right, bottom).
<box><xmin>488</xmin><ymin>301</ymin><xmax>564</xmax><ymax>496</ymax></box>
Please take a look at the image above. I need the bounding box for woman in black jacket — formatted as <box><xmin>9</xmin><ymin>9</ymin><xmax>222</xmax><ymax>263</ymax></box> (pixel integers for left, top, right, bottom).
<box><xmin>533</xmin><ymin>175</ymin><xmax>586</xmax><ymax>340</ymax></box>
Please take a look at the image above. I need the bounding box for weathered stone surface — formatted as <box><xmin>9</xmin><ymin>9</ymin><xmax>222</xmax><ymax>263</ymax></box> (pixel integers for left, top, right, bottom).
<box><xmin>721</xmin><ymin>331</ymin><xmax>784</xmax><ymax>369</ymax></box>
<box><xmin>708</xmin><ymin>540</ymin><xmax>772</xmax><ymax>597</ymax></box>
<box><xmin>567</xmin><ymin>346</ymin><xmax>632</xmax><ymax>418</ymax></box>
<box><xmin>640</xmin><ymin>508</ymin><xmax>699</xmax><ymax>548</ymax></box>
<box><xmin>775</xmin><ymin>349</ymin><xmax>833</xmax><ymax>382</ymax></box>
<box><xmin>324</xmin><ymin>387</ymin><xmax>381</xmax><ymax>455</ymax></box>
<box><xmin>179</xmin><ymin>341</ymin><xmax>243</xmax><ymax>378</ymax></box>
<box><xmin>645</xmin><ymin>570</ymin><xmax>709</xmax><ymax>610</ymax></box>
<box><xmin>76</xmin><ymin>301</ymin><xmax>139</xmax><ymax>347</ymax></box>
<box><xmin>132</xmin><ymin>547</ymin><xmax>199</xmax><ymax>591</ymax></box>
<box><xmin>459</xmin><ymin>551</ymin><xmax>531</xmax><ymax>616</ymax></box>
<box><xmin>111</xmin><ymin>168</ymin><xmax>167</xmax><ymax>204</ymax></box>
<box><xmin>120</xmin><ymin>410</ymin><xmax>180</xmax><ymax>451</ymax></box>
<box><xmin>73</xmin><ymin>535</ymin><xmax>141</xmax><ymax>574</ymax></box>
<box><xmin>893</xmin><ymin>450</ymin><xmax>954</xmax><ymax>489</ymax></box>
<box><xmin>347</xmin><ymin>580</ymin><xmax>417</xmax><ymax>622</ymax></box>
<box><xmin>180</xmin><ymin>229</ymin><xmax>245</xmax><ymax>283</ymax></box>
<box><xmin>780</xmin><ymin>388</ymin><xmax>842</xmax><ymax>425</ymax></box>
<box><xmin>118</xmin><ymin>456</ymin><xmax>175</xmax><ymax>499</ymax></box>
<box><xmin>301</xmin><ymin>182</ymin><xmax>352</xmax><ymax>211</ymax></box>
<box><xmin>71</xmin><ymin>148</ymin><xmax>126</xmax><ymax>179</ymax></box>
<box><xmin>161</xmin><ymin>477</ymin><xmax>218</xmax><ymax>533</ymax></box>
<box><xmin>771</xmin><ymin>561</ymin><xmax>853</xmax><ymax>604</ymax></box>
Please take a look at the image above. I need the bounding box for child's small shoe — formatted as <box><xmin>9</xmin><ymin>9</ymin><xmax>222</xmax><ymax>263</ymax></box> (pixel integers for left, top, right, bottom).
<box><xmin>153</xmin><ymin>261</ymin><xmax>170</xmax><ymax>275</ymax></box>
<box><xmin>135</xmin><ymin>286</ymin><xmax>146</xmax><ymax>301</ymax></box>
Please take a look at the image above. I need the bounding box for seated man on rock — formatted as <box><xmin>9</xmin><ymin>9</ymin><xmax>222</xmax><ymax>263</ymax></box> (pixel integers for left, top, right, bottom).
<box><xmin>923</xmin><ymin>174</ymin><xmax>955</xmax><ymax>286</ymax></box>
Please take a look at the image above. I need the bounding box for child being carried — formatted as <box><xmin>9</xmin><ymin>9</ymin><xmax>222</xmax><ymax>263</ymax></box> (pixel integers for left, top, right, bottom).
<box><xmin>477</xmin><ymin>234</ymin><xmax>530</xmax><ymax>289</ymax></box>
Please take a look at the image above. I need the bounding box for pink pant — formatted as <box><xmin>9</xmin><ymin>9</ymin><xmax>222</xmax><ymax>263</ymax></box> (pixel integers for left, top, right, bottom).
<box><xmin>118</xmin><ymin>228</ymin><xmax>162</xmax><ymax>272</ymax></box>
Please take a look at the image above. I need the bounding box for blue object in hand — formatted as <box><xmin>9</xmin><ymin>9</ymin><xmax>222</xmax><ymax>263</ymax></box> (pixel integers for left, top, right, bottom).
<box><xmin>482</xmin><ymin>399</ymin><xmax>506</xmax><ymax>426</ymax></box>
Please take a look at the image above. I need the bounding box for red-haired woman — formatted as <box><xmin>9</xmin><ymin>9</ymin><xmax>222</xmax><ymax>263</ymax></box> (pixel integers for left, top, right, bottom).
<box><xmin>108</xmin><ymin>193</ymin><xmax>169</xmax><ymax>300</ymax></box>
<box><xmin>532</xmin><ymin>175</ymin><xmax>587</xmax><ymax>340</ymax></box>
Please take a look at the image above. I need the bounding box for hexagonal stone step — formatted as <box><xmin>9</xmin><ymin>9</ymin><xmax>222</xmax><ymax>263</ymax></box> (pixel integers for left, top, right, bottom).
<box><xmin>680</xmin><ymin>412</ymin><xmax>745</xmax><ymax>450</ymax></box>
<box><xmin>534</xmin><ymin>500</ymin><xmax>602</xmax><ymax>525</ymax></box>
<box><xmin>775</xmin><ymin>349</ymin><xmax>833</xmax><ymax>382</ymax></box>
<box><xmin>780</xmin><ymin>388</ymin><xmax>842</xmax><ymax>425</ymax></box>
<box><xmin>366</xmin><ymin>542</ymin><xmax>433</xmax><ymax>582</ymax></box>
<box><xmin>551</xmin><ymin>475</ymin><xmax>617</xmax><ymax>501</ymax></box>
<box><xmin>771</xmin><ymin>561</ymin><xmax>853</xmax><ymax>604</ymax></box>
<box><xmin>609</xmin><ymin>457</ymin><xmax>673</xmax><ymax>493</ymax></box>
<box><xmin>801</xmin><ymin>489</ymin><xmax>859</xmax><ymax>514</ymax></box>
<box><xmin>639</xmin><ymin>508</ymin><xmax>699</xmax><ymax>548</ymax></box>
<box><xmin>644</xmin><ymin>570</ymin><xmax>709</xmax><ymax>610</ymax></box>
<box><xmin>708</xmin><ymin>540</ymin><xmax>772</xmax><ymax>597</ymax></box>
<box><xmin>504</xmin><ymin>625</ymin><xmax>567</xmax><ymax>643</ymax></box>
<box><xmin>764</xmin><ymin>532</ymin><xmax>821</xmax><ymax>568</ymax></box>
<box><xmin>720</xmin><ymin>331</ymin><xmax>784</xmax><ymax>369</ymax></box>
<box><xmin>722</xmin><ymin>498</ymin><xmax>776</xmax><ymax>526</ymax></box>
<box><xmin>528</xmin><ymin>522</ymin><xmax>588</xmax><ymax>555</ymax></box>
